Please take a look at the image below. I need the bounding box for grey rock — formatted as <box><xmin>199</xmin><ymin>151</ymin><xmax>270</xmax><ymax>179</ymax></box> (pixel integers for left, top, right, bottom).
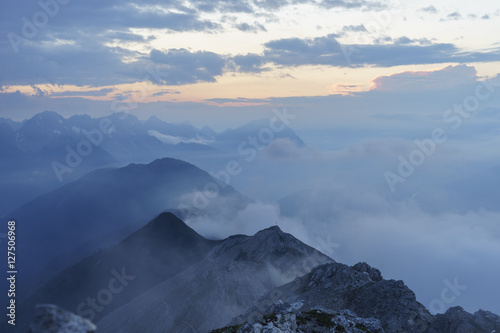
<box><xmin>228</xmin><ymin>262</ymin><xmax>500</xmax><ymax>333</ymax></box>
<box><xmin>215</xmin><ymin>301</ymin><xmax>384</xmax><ymax>333</ymax></box>
<box><xmin>427</xmin><ymin>306</ymin><xmax>500</xmax><ymax>333</ymax></box>
<box><xmin>30</xmin><ymin>304</ymin><xmax>96</xmax><ymax>333</ymax></box>
<box><xmin>232</xmin><ymin>262</ymin><xmax>433</xmax><ymax>332</ymax></box>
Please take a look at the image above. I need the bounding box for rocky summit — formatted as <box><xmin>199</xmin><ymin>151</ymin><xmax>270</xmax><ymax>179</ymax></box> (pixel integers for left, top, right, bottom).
<box><xmin>217</xmin><ymin>262</ymin><xmax>500</xmax><ymax>333</ymax></box>
<box><xmin>96</xmin><ymin>225</ymin><xmax>333</xmax><ymax>332</ymax></box>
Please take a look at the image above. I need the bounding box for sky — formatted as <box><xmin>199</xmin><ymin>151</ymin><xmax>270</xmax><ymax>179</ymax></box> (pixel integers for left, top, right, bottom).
<box><xmin>2</xmin><ymin>0</ymin><xmax>500</xmax><ymax>317</ymax></box>
<box><xmin>1</xmin><ymin>0</ymin><xmax>499</xmax><ymax>129</ymax></box>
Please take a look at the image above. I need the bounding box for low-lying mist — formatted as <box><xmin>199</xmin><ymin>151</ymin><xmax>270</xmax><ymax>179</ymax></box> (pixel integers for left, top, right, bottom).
<box><xmin>182</xmin><ymin>132</ymin><xmax>500</xmax><ymax>316</ymax></box>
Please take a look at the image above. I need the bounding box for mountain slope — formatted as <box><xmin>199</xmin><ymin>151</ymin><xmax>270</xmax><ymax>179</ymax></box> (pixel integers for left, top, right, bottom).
<box><xmin>15</xmin><ymin>212</ymin><xmax>219</xmax><ymax>333</ymax></box>
<box><xmin>96</xmin><ymin>226</ymin><xmax>333</xmax><ymax>332</ymax></box>
<box><xmin>2</xmin><ymin>157</ymin><xmax>248</xmax><ymax>298</ymax></box>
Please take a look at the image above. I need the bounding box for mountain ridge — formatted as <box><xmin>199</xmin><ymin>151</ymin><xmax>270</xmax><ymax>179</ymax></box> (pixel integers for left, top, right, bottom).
<box><xmin>14</xmin><ymin>212</ymin><xmax>220</xmax><ymax>333</ymax></box>
<box><xmin>96</xmin><ymin>220</ymin><xmax>333</xmax><ymax>332</ymax></box>
<box><xmin>220</xmin><ymin>262</ymin><xmax>500</xmax><ymax>333</ymax></box>
<box><xmin>1</xmin><ymin>157</ymin><xmax>249</xmax><ymax>299</ymax></box>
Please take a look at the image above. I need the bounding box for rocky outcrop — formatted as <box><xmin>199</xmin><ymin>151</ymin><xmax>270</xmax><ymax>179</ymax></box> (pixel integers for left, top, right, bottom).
<box><xmin>230</xmin><ymin>262</ymin><xmax>432</xmax><ymax>332</ymax></box>
<box><xmin>29</xmin><ymin>304</ymin><xmax>96</xmax><ymax>333</ymax></box>
<box><xmin>96</xmin><ymin>226</ymin><xmax>333</xmax><ymax>332</ymax></box>
<box><xmin>427</xmin><ymin>306</ymin><xmax>500</xmax><ymax>333</ymax></box>
<box><xmin>213</xmin><ymin>301</ymin><xmax>384</xmax><ymax>333</ymax></box>
<box><xmin>219</xmin><ymin>262</ymin><xmax>500</xmax><ymax>333</ymax></box>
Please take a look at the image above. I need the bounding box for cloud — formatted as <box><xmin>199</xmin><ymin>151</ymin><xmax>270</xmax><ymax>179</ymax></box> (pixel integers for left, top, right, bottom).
<box><xmin>235</xmin><ymin>22</ymin><xmax>267</xmax><ymax>33</ymax></box>
<box><xmin>149</xmin><ymin>48</ymin><xmax>227</xmax><ymax>85</ymax></box>
<box><xmin>152</xmin><ymin>90</ymin><xmax>181</xmax><ymax>96</ymax></box>
<box><xmin>50</xmin><ymin>88</ymin><xmax>116</xmax><ymax>97</ymax></box>
<box><xmin>342</xmin><ymin>24</ymin><xmax>368</xmax><ymax>33</ymax></box>
<box><xmin>318</xmin><ymin>0</ymin><xmax>387</xmax><ymax>10</ymax></box>
<box><xmin>0</xmin><ymin>35</ymin><xmax>231</xmax><ymax>86</ymax></box>
<box><xmin>371</xmin><ymin>65</ymin><xmax>478</xmax><ymax>92</ymax></box>
<box><xmin>205</xmin><ymin>97</ymin><xmax>271</xmax><ymax>104</ymax></box>
<box><xmin>1</xmin><ymin>1</ymin><xmax>221</xmax><ymax>38</ymax></box>
<box><xmin>442</xmin><ymin>11</ymin><xmax>462</xmax><ymax>21</ymax></box>
<box><xmin>184</xmin><ymin>181</ymin><xmax>500</xmax><ymax>315</ymax></box>
<box><xmin>262</xmin><ymin>34</ymin><xmax>500</xmax><ymax>68</ymax></box>
<box><xmin>147</xmin><ymin>130</ymin><xmax>211</xmax><ymax>145</ymax></box>
<box><xmin>1</xmin><ymin>0</ymin><xmax>499</xmax><ymax>89</ymax></box>
<box><xmin>230</xmin><ymin>53</ymin><xmax>269</xmax><ymax>73</ymax></box>
<box><xmin>0</xmin><ymin>35</ymin><xmax>147</xmax><ymax>86</ymax></box>
<box><xmin>104</xmin><ymin>31</ymin><xmax>150</xmax><ymax>42</ymax></box>
<box><xmin>393</xmin><ymin>36</ymin><xmax>432</xmax><ymax>46</ymax></box>
<box><xmin>262</xmin><ymin>138</ymin><xmax>321</xmax><ymax>160</ymax></box>
<box><xmin>419</xmin><ymin>5</ymin><xmax>438</xmax><ymax>14</ymax></box>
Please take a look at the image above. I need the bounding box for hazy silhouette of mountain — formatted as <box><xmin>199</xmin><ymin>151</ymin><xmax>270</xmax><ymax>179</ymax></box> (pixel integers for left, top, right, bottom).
<box><xmin>0</xmin><ymin>112</ymin><xmax>306</xmax><ymax>215</ymax></box>
<box><xmin>213</xmin><ymin>119</ymin><xmax>305</xmax><ymax>152</ymax></box>
<box><xmin>2</xmin><ymin>157</ymin><xmax>248</xmax><ymax>299</ymax></box>
<box><xmin>0</xmin><ymin>112</ymin><xmax>117</xmax><ymax>215</ymax></box>
<box><xmin>97</xmin><ymin>224</ymin><xmax>333</xmax><ymax>332</ymax></box>
<box><xmin>15</xmin><ymin>212</ymin><xmax>220</xmax><ymax>333</ymax></box>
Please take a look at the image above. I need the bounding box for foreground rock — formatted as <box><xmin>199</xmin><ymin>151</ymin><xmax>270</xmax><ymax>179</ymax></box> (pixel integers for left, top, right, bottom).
<box><xmin>29</xmin><ymin>304</ymin><xmax>96</xmax><ymax>333</ymax></box>
<box><xmin>427</xmin><ymin>306</ymin><xmax>500</xmax><ymax>333</ymax></box>
<box><xmin>214</xmin><ymin>301</ymin><xmax>384</xmax><ymax>333</ymax></box>
<box><xmin>218</xmin><ymin>262</ymin><xmax>499</xmax><ymax>333</ymax></box>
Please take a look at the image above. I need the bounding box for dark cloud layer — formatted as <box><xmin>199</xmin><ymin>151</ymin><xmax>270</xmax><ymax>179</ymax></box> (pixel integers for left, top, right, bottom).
<box><xmin>1</xmin><ymin>0</ymin><xmax>499</xmax><ymax>88</ymax></box>
<box><xmin>262</xmin><ymin>34</ymin><xmax>500</xmax><ymax>68</ymax></box>
<box><xmin>149</xmin><ymin>49</ymin><xmax>227</xmax><ymax>85</ymax></box>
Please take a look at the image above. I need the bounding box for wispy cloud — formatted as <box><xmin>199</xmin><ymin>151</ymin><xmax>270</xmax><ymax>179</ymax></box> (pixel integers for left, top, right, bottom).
<box><xmin>50</xmin><ymin>88</ymin><xmax>116</xmax><ymax>97</ymax></box>
<box><xmin>419</xmin><ymin>5</ymin><xmax>438</xmax><ymax>14</ymax></box>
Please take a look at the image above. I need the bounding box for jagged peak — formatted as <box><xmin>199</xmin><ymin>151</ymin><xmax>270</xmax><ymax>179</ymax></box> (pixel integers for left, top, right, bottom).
<box><xmin>32</xmin><ymin>110</ymin><xmax>63</xmax><ymax>120</ymax></box>
<box><xmin>146</xmin><ymin>115</ymin><xmax>162</xmax><ymax>122</ymax></box>
<box><xmin>207</xmin><ymin>224</ymin><xmax>330</xmax><ymax>264</ymax></box>
<box><xmin>120</xmin><ymin>211</ymin><xmax>209</xmax><ymax>247</ymax></box>
<box><xmin>114</xmin><ymin>157</ymin><xmax>197</xmax><ymax>174</ymax></box>
<box><xmin>255</xmin><ymin>225</ymin><xmax>284</xmax><ymax>235</ymax></box>
<box><xmin>26</xmin><ymin>111</ymin><xmax>65</xmax><ymax>126</ymax></box>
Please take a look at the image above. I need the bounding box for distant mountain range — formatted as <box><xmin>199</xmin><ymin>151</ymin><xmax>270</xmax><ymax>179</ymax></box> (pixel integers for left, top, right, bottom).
<box><xmin>0</xmin><ymin>111</ymin><xmax>305</xmax><ymax>216</ymax></box>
